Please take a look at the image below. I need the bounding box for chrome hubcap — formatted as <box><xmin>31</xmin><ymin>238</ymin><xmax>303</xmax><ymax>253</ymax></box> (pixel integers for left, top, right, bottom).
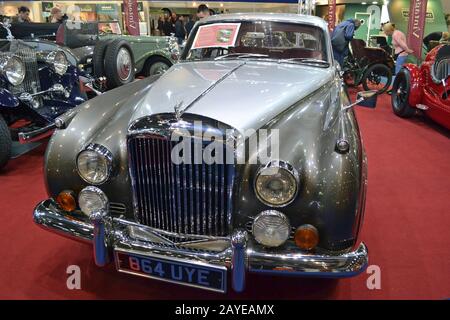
<box><xmin>117</xmin><ymin>48</ymin><xmax>132</xmax><ymax>81</ymax></box>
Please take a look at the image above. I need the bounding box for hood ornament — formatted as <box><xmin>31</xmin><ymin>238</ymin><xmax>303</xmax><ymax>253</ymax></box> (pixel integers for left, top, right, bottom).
<box><xmin>174</xmin><ymin>101</ymin><xmax>184</xmax><ymax>121</ymax></box>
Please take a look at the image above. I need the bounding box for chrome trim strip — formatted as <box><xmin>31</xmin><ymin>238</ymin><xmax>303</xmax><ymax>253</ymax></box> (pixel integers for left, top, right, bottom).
<box><xmin>176</xmin><ymin>62</ymin><xmax>246</xmax><ymax>117</ymax></box>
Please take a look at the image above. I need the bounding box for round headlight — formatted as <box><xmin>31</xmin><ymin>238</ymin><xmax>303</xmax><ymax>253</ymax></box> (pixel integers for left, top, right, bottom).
<box><xmin>0</xmin><ymin>56</ymin><xmax>25</xmax><ymax>86</ymax></box>
<box><xmin>78</xmin><ymin>186</ymin><xmax>109</xmax><ymax>216</ymax></box>
<box><xmin>76</xmin><ymin>144</ymin><xmax>112</xmax><ymax>185</ymax></box>
<box><xmin>252</xmin><ymin>210</ymin><xmax>291</xmax><ymax>247</ymax></box>
<box><xmin>47</xmin><ymin>51</ymin><xmax>68</xmax><ymax>75</ymax></box>
<box><xmin>255</xmin><ymin>160</ymin><xmax>299</xmax><ymax>207</ymax></box>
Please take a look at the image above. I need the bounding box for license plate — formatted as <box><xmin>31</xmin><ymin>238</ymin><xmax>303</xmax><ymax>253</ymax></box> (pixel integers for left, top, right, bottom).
<box><xmin>114</xmin><ymin>250</ymin><xmax>227</xmax><ymax>293</ymax></box>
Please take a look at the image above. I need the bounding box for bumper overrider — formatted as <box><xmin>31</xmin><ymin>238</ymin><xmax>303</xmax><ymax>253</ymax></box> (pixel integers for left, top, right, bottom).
<box><xmin>33</xmin><ymin>199</ymin><xmax>368</xmax><ymax>293</ymax></box>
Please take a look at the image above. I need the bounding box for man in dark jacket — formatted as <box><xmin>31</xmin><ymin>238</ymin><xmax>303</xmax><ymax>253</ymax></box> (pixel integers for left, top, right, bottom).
<box><xmin>331</xmin><ymin>19</ymin><xmax>361</xmax><ymax>66</ymax></box>
<box><xmin>175</xmin><ymin>15</ymin><xmax>186</xmax><ymax>44</ymax></box>
<box><xmin>185</xmin><ymin>15</ymin><xmax>195</xmax><ymax>37</ymax></box>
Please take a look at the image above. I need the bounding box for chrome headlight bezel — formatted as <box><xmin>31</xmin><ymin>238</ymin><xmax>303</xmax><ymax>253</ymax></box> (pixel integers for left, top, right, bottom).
<box><xmin>254</xmin><ymin>160</ymin><xmax>300</xmax><ymax>207</ymax></box>
<box><xmin>78</xmin><ymin>186</ymin><xmax>109</xmax><ymax>217</ymax></box>
<box><xmin>252</xmin><ymin>210</ymin><xmax>291</xmax><ymax>247</ymax></box>
<box><xmin>76</xmin><ymin>144</ymin><xmax>113</xmax><ymax>185</ymax></box>
<box><xmin>0</xmin><ymin>55</ymin><xmax>25</xmax><ymax>86</ymax></box>
<box><xmin>46</xmin><ymin>50</ymin><xmax>69</xmax><ymax>75</ymax></box>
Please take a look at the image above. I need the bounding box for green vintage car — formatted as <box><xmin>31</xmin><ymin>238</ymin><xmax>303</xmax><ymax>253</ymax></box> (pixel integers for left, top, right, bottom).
<box><xmin>10</xmin><ymin>21</ymin><xmax>180</xmax><ymax>90</ymax></box>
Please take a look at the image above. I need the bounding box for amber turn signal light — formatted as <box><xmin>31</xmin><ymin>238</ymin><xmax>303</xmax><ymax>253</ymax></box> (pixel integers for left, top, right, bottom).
<box><xmin>56</xmin><ymin>190</ymin><xmax>76</xmax><ymax>212</ymax></box>
<box><xmin>294</xmin><ymin>224</ymin><xmax>319</xmax><ymax>250</ymax></box>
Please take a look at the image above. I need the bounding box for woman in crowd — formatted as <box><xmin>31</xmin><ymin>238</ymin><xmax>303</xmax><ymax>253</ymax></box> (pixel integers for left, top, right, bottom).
<box><xmin>382</xmin><ymin>23</ymin><xmax>413</xmax><ymax>75</ymax></box>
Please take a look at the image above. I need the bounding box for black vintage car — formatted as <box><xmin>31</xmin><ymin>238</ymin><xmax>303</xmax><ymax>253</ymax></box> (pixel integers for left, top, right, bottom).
<box><xmin>0</xmin><ymin>21</ymin><xmax>87</xmax><ymax>170</ymax></box>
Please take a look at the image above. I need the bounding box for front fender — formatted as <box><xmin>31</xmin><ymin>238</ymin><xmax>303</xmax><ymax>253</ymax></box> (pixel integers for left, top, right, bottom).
<box><xmin>0</xmin><ymin>87</ymin><xmax>19</xmax><ymax>108</ymax></box>
<box><xmin>402</xmin><ymin>63</ymin><xmax>422</xmax><ymax>106</ymax></box>
<box><xmin>235</xmin><ymin>81</ymin><xmax>365</xmax><ymax>251</ymax></box>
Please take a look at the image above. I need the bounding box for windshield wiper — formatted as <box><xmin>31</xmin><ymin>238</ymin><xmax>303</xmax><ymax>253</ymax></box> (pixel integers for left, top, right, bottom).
<box><xmin>215</xmin><ymin>53</ymin><xmax>269</xmax><ymax>61</ymax></box>
<box><xmin>281</xmin><ymin>58</ymin><xmax>330</xmax><ymax>67</ymax></box>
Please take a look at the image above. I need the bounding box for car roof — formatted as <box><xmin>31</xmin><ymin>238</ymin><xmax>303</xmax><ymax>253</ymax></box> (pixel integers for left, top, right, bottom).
<box><xmin>202</xmin><ymin>13</ymin><xmax>328</xmax><ymax>31</ymax></box>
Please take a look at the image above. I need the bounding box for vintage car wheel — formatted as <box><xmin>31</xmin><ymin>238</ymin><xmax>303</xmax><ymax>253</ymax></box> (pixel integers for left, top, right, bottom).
<box><xmin>391</xmin><ymin>68</ymin><xmax>416</xmax><ymax>118</ymax></box>
<box><xmin>144</xmin><ymin>57</ymin><xmax>172</xmax><ymax>77</ymax></box>
<box><xmin>362</xmin><ymin>63</ymin><xmax>392</xmax><ymax>94</ymax></box>
<box><xmin>104</xmin><ymin>39</ymin><xmax>135</xmax><ymax>89</ymax></box>
<box><xmin>343</xmin><ymin>70</ymin><xmax>357</xmax><ymax>87</ymax></box>
<box><xmin>93</xmin><ymin>39</ymin><xmax>114</xmax><ymax>79</ymax></box>
<box><xmin>0</xmin><ymin>115</ymin><xmax>12</xmax><ymax>170</ymax></box>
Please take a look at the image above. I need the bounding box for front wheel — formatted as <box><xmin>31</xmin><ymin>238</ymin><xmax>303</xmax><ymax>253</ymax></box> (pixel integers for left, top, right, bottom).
<box><xmin>143</xmin><ymin>57</ymin><xmax>171</xmax><ymax>77</ymax></box>
<box><xmin>391</xmin><ymin>68</ymin><xmax>416</xmax><ymax>118</ymax></box>
<box><xmin>362</xmin><ymin>63</ymin><xmax>392</xmax><ymax>94</ymax></box>
<box><xmin>0</xmin><ymin>115</ymin><xmax>12</xmax><ymax>170</ymax></box>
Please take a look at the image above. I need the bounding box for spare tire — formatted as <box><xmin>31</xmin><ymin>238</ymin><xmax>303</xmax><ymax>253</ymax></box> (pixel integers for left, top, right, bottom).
<box><xmin>104</xmin><ymin>39</ymin><xmax>135</xmax><ymax>89</ymax></box>
<box><xmin>93</xmin><ymin>39</ymin><xmax>114</xmax><ymax>79</ymax></box>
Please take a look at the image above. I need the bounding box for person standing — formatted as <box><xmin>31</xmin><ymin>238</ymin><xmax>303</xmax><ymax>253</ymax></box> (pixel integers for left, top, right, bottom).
<box><xmin>50</xmin><ymin>7</ymin><xmax>64</xmax><ymax>23</ymax></box>
<box><xmin>185</xmin><ymin>15</ymin><xmax>195</xmax><ymax>37</ymax></box>
<box><xmin>382</xmin><ymin>23</ymin><xmax>413</xmax><ymax>75</ymax></box>
<box><xmin>12</xmin><ymin>6</ymin><xmax>32</xmax><ymax>23</ymax></box>
<box><xmin>175</xmin><ymin>15</ymin><xmax>186</xmax><ymax>44</ymax></box>
<box><xmin>162</xmin><ymin>11</ymin><xmax>175</xmax><ymax>36</ymax></box>
<box><xmin>330</xmin><ymin>19</ymin><xmax>361</xmax><ymax>67</ymax></box>
<box><xmin>197</xmin><ymin>4</ymin><xmax>210</xmax><ymax>21</ymax></box>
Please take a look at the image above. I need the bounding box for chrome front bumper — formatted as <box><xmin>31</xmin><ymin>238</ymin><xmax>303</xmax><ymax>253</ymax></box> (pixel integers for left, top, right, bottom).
<box><xmin>33</xmin><ymin>199</ymin><xmax>369</xmax><ymax>293</ymax></box>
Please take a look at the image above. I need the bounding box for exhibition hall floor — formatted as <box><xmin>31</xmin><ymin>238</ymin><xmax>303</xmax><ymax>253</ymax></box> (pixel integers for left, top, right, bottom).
<box><xmin>0</xmin><ymin>90</ymin><xmax>449</xmax><ymax>300</ymax></box>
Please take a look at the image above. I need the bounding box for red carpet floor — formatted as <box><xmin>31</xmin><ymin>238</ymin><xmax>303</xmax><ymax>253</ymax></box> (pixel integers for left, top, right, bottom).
<box><xmin>0</xmin><ymin>89</ymin><xmax>449</xmax><ymax>299</ymax></box>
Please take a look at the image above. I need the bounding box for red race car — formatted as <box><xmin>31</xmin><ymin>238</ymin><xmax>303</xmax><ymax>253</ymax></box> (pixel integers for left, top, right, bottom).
<box><xmin>391</xmin><ymin>44</ymin><xmax>450</xmax><ymax>130</ymax></box>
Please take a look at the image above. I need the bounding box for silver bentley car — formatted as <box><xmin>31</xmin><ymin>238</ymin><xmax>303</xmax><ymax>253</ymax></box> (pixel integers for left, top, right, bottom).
<box><xmin>33</xmin><ymin>14</ymin><xmax>377</xmax><ymax>293</ymax></box>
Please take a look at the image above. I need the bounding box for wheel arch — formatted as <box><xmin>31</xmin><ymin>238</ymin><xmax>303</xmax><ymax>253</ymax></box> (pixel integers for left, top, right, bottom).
<box><xmin>401</xmin><ymin>63</ymin><xmax>422</xmax><ymax>106</ymax></box>
<box><xmin>142</xmin><ymin>54</ymin><xmax>173</xmax><ymax>72</ymax></box>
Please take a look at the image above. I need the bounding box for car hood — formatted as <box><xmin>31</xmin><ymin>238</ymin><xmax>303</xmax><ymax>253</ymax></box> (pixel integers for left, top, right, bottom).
<box><xmin>130</xmin><ymin>60</ymin><xmax>334</xmax><ymax>132</ymax></box>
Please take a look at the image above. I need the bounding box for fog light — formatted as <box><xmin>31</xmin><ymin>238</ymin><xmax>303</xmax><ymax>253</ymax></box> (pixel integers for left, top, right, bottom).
<box><xmin>252</xmin><ymin>210</ymin><xmax>290</xmax><ymax>247</ymax></box>
<box><xmin>294</xmin><ymin>224</ymin><xmax>319</xmax><ymax>250</ymax></box>
<box><xmin>78</xmin><ymin>186</ymin><xmax>109</xmax><ymax>216</ymax></box>
<box><xmin>56</xmin><ymin>190</ymin><xmax>76</xmax><ymax>212</ymax></box>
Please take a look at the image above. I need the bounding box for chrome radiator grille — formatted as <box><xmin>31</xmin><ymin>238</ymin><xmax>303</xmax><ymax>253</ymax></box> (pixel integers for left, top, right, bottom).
<box><xmin>2</xmin><ymin>41</ymin><xmax>41</xmax><ymax>96</ymax></box>
<box><xmin>128</xmin><ymin>135</ymin><xmax>235</xmax><ymax>237</ymax></box>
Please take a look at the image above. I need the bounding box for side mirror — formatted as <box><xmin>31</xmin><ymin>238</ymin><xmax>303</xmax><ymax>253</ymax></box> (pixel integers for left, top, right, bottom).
<box><xmin>342</xmin><ymin>90</ymin><xmax>378</xmax><ymax>111</ymax></box>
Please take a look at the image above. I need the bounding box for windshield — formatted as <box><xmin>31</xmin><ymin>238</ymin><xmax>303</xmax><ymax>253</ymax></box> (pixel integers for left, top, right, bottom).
<box><xmin>182</xmin><ymin>20</ymin><xmax>328</xmax><ymax>65</ymax></box>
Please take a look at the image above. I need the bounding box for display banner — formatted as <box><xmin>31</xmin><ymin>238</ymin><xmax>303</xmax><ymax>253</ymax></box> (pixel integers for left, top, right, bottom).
<box><xmin>327</xmin><ymin>0</ymin><xmax>336</xmax><ymax>31</ymax></box>
<box><xmin>406</xmin><ymin>0</ymin><xmax>428</xmax><ymax>58</ymax></box>
<box><xmin>97</xmin><ymin>4</ymin><xmax>119</xmax><ymax>22</ymax></box>
<box><xmin>123</xmin><ymin>0</ymin><xmax>140</xmax><ymax>36</ymax></box>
